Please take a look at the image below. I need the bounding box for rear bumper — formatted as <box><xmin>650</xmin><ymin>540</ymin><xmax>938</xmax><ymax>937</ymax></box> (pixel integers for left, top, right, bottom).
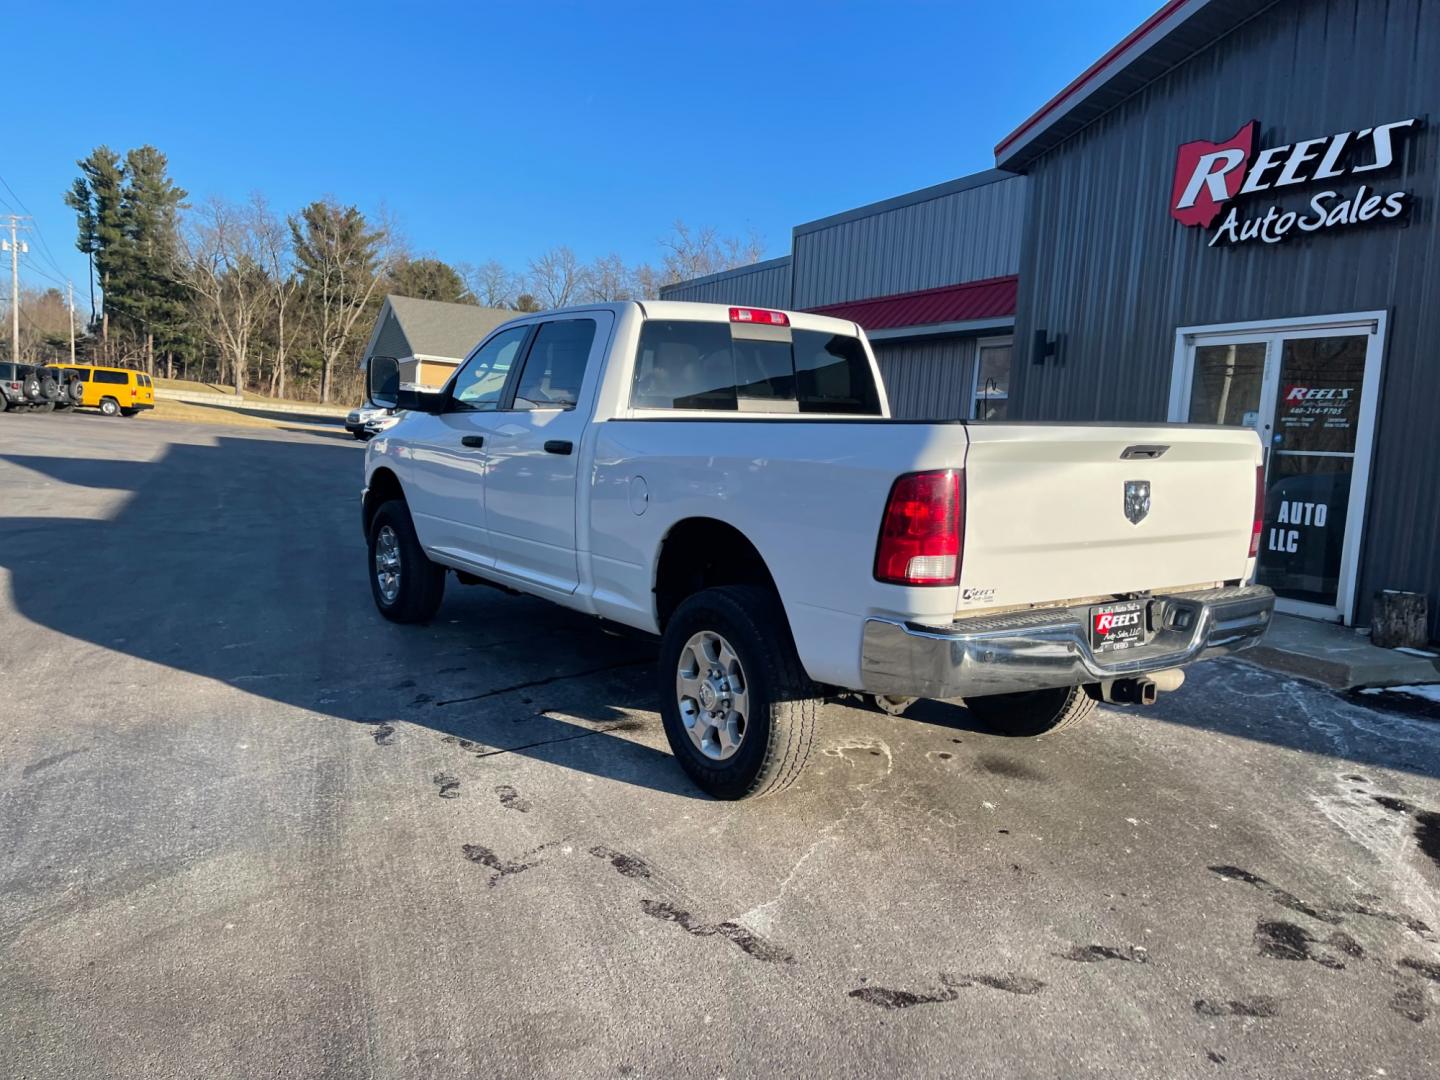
<box><xmin>860</xmin><ymin>585</ymin><xmax>1275</xmax><ymax>699</ymax></box>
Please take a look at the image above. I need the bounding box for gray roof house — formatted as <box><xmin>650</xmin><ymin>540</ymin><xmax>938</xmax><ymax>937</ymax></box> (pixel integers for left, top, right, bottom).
<box><xmin>359</xmin><ymin>295</ymin><xmax>515</xmax><ymax>393</ymax></box>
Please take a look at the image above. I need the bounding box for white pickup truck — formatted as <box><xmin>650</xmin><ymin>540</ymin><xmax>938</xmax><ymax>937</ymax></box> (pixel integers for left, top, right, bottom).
<box><xmin>362</xmin><ymin>301</ymin><xmax>1274</xmax><ymax>799</ymax></box>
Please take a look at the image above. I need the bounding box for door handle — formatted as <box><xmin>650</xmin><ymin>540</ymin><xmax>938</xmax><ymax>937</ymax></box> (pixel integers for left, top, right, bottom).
<box><xmin>461</xmin><ymin>435</ymin><xmax>485</xmax><ymax>448</ymax></box>
<box><xmin>543</xmin><ymin>440</ymin><xmax>573</xmax><ymax>456</ymax></box>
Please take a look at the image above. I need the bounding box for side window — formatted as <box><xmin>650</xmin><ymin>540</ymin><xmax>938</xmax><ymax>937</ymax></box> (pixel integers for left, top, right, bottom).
<box><xmin>93</xmin><ymin>369</ymin><xmax>126</xmax><ymax>385</ymax></box>
<box><xmin>632</xmin><ymin>320</ymin><xmax>737</xmax><ymax>411</ymax></box>
<box><xmin>447</xmin><ymin>326</ymin><xmax>530</xmax><ymax>412</ymax></box>
<box><xmin>793</xmin><ymin>330</ymin><xmax>882</xmax><ymax>415</ymax></box>
<box><xmin>972</xmin><ymin>338</ymin><xmax>1013</xmax><ymax>421</ymax></box>
<box><xmin>511</xmin><ymin>319</ymin><xmax>597</xmax><ymax>411</ymax></box>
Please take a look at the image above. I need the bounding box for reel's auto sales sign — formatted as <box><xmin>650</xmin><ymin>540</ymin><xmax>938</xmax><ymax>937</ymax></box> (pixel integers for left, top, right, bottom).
<box><xmin>1170</xmin><ymin>118</ymin><xmax>1420</xmax><ymax>246</ymax></box>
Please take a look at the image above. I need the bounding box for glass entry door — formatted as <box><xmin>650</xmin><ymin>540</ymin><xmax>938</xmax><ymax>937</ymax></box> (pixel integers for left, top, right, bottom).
<box><xmin>1171</xmin><ymin>314</ymin><xmax>1386</xmax><ymax>624</ymax></box>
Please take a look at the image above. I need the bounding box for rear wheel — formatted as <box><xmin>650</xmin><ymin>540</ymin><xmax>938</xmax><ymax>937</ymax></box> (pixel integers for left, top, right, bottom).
<box><xmin>964</xmin><ymin>685</ymin><xmax>1097</xmax><ymax>737</ymax></box>
<box><xmin>368</xmin><ymin>499</ymin><xmax>445</xmax><ymax>623</ymax></box>
<box><xmin>658</xmin><ymin>585</ymin><xmax>818</xmax><ymax>800</ymax></box>
<box><xmin>99</xmin><ymin>397</ymin><xmax>120</xmax><ymax>417</ymax></box>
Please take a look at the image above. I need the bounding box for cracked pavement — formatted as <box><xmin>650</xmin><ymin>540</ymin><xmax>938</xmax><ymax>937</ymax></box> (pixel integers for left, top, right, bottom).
<box><xmin>3</xmin><ymin>414</ymin><xmax>1439</xmax><ymax>1079</ymax></box>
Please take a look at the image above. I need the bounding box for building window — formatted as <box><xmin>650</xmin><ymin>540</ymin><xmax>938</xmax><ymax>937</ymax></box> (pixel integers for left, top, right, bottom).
<box><xmin>972</xmin><ymin>337</ymin><xmax>1012</xmax><ymax>420</ymax></box>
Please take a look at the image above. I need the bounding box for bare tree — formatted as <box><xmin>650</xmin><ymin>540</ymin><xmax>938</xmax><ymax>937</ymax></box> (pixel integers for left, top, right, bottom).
<box><xmin>526</xmin><ymin>245</ymin><xmax>589</xmax><ymax>309</ymax></box>
<box><xmin>460</xmin><ymin>259</ymin><xmax>519</xmax><ymax>309</ymax></box>
<box><xmin>179</xmin><ymin>197</ymin><xmax>272</xmax><ymax>393</ymax></box>
<box><xmin>658</xmin><ymin>220</ymin><xmax>767</xmax><ymax>287</ymax></box>
<box><xmin>582</xmin><ymin>253</ymin><xmax>635</xmax><ymax>301</ymax></box>
<box><xmin>252</xmin><ymin>195</ymin><xmax>302</xmax><ymax>398</ymax></box>
<box><xmin>4</xmin><ymin>286</ymin><xmax>74</xmax><ymax>362</ymax></box>
<box><xmin>630</xmin><ymin>262</ymin><xmax>664</xmax><ymax>301</ymax></box>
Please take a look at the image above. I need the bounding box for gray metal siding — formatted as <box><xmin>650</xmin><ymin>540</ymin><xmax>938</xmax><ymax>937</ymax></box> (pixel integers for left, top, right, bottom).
<box><xmin>1010</xmin><ymin>0</ymin><xmax>1440</xmax><ymax>634</ymax></box>
<box><xmin>658</xmin><ymin>259</ymin><xmax>792</xmax><ymax>308</ymax></box>
<box><xmin>874</xmin><ymin>338</ymin><xmax>977</xmax><ymax>421</ymax></box>
<box><xmin>792</xmin><ymin>176</ymin><xmax>1027</xmax><ymax>310</ymax></box>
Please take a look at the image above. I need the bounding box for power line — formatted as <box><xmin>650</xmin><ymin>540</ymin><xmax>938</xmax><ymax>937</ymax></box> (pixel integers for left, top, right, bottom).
<box><xmin>0</xmin><ymin>170</ymin><xmax>70</xmax><ymax>281</ymax></box>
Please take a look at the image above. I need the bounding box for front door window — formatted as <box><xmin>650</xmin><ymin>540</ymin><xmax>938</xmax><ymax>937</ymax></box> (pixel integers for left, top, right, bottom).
<box><xmin>1187</xmin><ymin>342</ymin><xmax>1266</xmax><ymax>427</ymax></box>
<box><xmin>1172</xmin><ymin>316</ymin><xmax>1383</xmax><ymax>624</ymax></box>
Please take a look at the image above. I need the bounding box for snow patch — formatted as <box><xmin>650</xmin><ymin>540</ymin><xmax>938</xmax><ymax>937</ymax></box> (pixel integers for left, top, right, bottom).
<box><xmin>1359</xmin><ymin>684</ymin><xmax>1440</xmax><ymax>704</ymax></box>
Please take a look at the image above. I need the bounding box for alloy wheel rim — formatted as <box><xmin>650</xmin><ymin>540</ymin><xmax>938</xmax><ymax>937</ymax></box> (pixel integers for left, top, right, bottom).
<box><xmin>375</xmin><ymin>525</ymin><xmax>402</xmax><ymax>603</ymax></box>
<box><xmin>676</xmin><ymin>630</ymin><xmax>749</xmax><ymax>761</ymax></box>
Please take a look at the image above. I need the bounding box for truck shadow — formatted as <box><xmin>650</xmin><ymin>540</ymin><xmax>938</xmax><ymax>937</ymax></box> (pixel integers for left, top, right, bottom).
<box><xmin>0</xmin><ymin>435</ymin><xmax>703</xmax><ymax>800</ymax></box>
<box><xmin>3</xmin><ymin>431</ymin><xmax>1435</xmax><ymax>795</ymax></box>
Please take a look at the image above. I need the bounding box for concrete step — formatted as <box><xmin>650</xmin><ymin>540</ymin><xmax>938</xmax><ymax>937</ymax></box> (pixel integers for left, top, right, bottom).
<box><xmin>1241</xmin><ymin>613</ymin><xmax>1440</xmax><ymax>690</ymax></box>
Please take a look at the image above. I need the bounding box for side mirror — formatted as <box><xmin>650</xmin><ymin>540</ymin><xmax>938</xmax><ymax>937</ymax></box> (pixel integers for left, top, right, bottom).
<box><xmin>396</xmin><ymin>387</ymin><xmax>444</xmax><ymax>414</ymax></box>
<box><xmin>367</xmin><ymin>355</ymin><xmax>400</xmax><ymax>409</ymax></box>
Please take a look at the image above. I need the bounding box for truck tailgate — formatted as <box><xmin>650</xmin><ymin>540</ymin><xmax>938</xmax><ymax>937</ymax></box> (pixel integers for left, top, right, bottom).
<box><xmin>958</xmin><ymin>424</ymin><xmax>1260</xmax><ymax>612</ymax></box>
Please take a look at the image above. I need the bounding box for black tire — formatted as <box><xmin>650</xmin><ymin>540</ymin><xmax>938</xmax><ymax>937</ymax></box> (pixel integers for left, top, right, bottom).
<box><xmin>23</xmin><ymin>376</ymin><xmax>41</xmax><ymax>402</ymax></box>
<box><xmin>68</xmin><ymin>381</ymin><xmax>85</xmax><ymax>404</ymax></box>
<box><xmin>658</xmin><ymin>585</ymin><xmax>819</xmax><ymax>800</ymax></box>
<box><xmin>40</xmin><ymin>377</ymin><xmax>60</xmax><ymax>402</ymax></box>
<box><xmin>99</xmin><ymin>397</ymin><xmax>120</xmax><ymax>417</ymax></box>
<box><xmin>0</xmin><ymin>394</ymin><xmax>8</xmax><ymax>413</ymax></box>
<box><xmin>964</xmin><ymin>685</ymin><xmax>1098</xmax><ymax>737</ymax></box>
<box><xmin>367</xmin><ymin>499</ymin><xmax>445</xmax><ymax>623</ymax></box>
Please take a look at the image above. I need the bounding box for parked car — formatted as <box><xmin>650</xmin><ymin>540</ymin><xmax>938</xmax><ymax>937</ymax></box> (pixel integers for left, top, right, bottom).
<box><xmin>360</xmin><ymin>301</ymin><xmax>1274</xmax><ymax>799</ymax></box>
<box><xmin>363</xmin><ymin>411</ymin><xmax>402</xmax><ymax>437</ymax></box>
<box><xmin>31</xmin><ymin>366</ymin><xmax>71</xmax><ymax>411</ymax></box>
<box><xmin>346</xmin><ymin>404</ymin><xmax>391</xmax><ymax>439</ymax></box>
<box><xmin>0</xmin><ymin>362</ymin><xmax>42</xmax><ymax>413</ymax></box>
<box><xmin>54</xmin><ymin>364</ymin><xmax>155</xmax><ymax>417</ymax></box>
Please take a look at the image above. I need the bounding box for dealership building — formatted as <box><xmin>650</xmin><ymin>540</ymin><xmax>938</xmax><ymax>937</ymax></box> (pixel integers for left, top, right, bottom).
<box><xmin>662</xmin><ymin>0</ymin><xmax>1439</xmax><ymax>638</ymax></box>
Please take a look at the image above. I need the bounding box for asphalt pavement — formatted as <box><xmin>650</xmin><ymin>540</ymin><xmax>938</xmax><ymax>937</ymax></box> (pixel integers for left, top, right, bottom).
<box><xmin>2</xmin><ymin>411</ymin><xmax>1438</xmax><ymax>1079</ymax></box>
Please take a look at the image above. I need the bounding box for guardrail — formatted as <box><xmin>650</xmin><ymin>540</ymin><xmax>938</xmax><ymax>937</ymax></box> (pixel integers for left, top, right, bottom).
<box><xmin>155</xmin><ymin>388</ymin><xmax>352</xmax><ymax>417</ymax></box>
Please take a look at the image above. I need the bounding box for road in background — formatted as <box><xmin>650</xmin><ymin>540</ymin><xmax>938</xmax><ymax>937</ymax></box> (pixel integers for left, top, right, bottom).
<box><xmin>2</xmin><ymin>413</ymin><xmax>1438</xmax><ymax>1079</ymax></box>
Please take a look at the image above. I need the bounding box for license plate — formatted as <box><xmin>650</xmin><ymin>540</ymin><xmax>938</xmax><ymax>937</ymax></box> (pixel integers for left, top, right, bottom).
<box><xmin>1090</xmin><ymin>601</ymin><xmax>1148</xmax><ymax>652</ymax></box>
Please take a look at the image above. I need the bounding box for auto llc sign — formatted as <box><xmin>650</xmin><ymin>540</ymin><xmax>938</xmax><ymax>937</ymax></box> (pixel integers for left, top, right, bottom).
<box><xmin>1170</xmin><ymin>117</ymin><xmax>1421</xmax><ymax>246</ymax></box>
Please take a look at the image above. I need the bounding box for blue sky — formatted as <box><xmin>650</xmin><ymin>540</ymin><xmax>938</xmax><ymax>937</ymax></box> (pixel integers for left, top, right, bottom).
<box><xmin>8</xmin><ymin>0</ymin><xmax>1156</xmax><ymax>295</ymax></box>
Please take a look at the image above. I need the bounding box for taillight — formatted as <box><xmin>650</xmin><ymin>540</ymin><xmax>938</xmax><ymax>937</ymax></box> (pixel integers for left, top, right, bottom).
<box><xmin>1249</xmin><ymin>464</ymin><xmax>1265</xmax><ymax>557</ymax></box>
<box><xmin>874</xmin><ymin>469</ymin><xmax>963</xmax><ymax>586</ymax></box>
<box><xmin>729</xmin><ymin>306</ymin><xmax>789</xmax><ymax>327</ymax></box>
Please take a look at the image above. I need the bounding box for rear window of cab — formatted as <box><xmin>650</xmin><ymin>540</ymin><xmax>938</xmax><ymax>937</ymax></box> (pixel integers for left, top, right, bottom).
<box><xmin>632</xmin><ymin>319</ymin><xmax>882</xmax><ymax>415</ymax></box>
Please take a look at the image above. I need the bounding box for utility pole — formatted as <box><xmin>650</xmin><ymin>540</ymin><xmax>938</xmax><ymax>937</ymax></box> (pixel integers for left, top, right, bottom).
<box><xmin>67</xmin><ymin>280</ymin><xmax>77</xmax><ymax>363</ymax></box>
<box><xmin>1</xmin><ymin>215</ymin><xmax>30</xmax><ymax>363</ymax></box>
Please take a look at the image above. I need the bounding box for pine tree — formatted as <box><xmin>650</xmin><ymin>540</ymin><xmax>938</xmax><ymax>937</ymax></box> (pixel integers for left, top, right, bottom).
<box><xmin>386</xmin><ymin>257</ymin><xmax>473</xmax><ymax>304</ymax></box>
<box><xmin>290</xmin><ymin>200</ymin><xmax>391</xmax><ymax>402</ymax></box>
<box><xmin>63</xmin><ymin>147</ymin><xmax>125</xmax><ymax>339</ymax></box>
<box><xmin>114</xmin><ymin>147</ymin><xmax>188</xmax><ymax>372</ymax></box>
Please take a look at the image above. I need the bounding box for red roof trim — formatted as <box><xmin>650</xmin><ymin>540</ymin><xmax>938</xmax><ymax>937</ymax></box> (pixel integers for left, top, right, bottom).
<box><xmin>809</xmin><ymin>275</ymin><xmax>1018</xmax><ymax>332</ymax></box>
<box><xmin>994</xmin><ymin>0</ymin><xmax>1190</xmax><ymax>159</ymax></box>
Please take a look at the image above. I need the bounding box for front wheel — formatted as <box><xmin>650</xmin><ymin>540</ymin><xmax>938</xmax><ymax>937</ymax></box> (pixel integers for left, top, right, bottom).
<box><xmin>658</xmin><ymin>585</ymin><xmax>819</xmax><ymax>800</ymax></box>
<box><xmin>367</xmin><ymin>499</ymin><xmax>445</xmax><ymax>623</ymax></box>
<box><xmin>964</xmin><ymin>685</ymin><xmax>1097</xmax><ymax>737</ymax></box>
<box><xmin>99</xmin><ymin>397</ymin><xmax>120</xmax><ymax>417</ymax></box>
